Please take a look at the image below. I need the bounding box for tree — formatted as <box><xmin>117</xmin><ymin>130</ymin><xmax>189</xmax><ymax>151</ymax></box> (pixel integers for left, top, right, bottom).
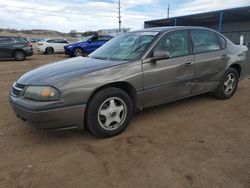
<box><xmin>69</xmin><ymin>30</ymin><xmax>77</xmax><ymax>38</ymax></box>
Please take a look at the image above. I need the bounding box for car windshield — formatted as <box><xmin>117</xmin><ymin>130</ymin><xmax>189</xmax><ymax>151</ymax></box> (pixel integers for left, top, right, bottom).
<box><xmin>89</xmin><ymin>32</ymin><xmax>159</xmax><ymax>61</ymax></box>
<box><xmin>79</xmin><ymin>36</ymin><xmax>92</xmax><ymax>42</ymax></box>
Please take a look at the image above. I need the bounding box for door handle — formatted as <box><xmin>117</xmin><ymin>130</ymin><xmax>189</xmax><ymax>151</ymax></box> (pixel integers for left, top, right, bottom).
<box><xmin>221</xmin><ymin>54</ymin><xmax>228</xmax><ymax>59</ymax></box>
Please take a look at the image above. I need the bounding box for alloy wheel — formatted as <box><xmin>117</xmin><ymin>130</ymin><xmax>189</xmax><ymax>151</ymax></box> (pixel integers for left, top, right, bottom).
<box><xmin>224</xmin><ymin>73</ymin><xmax>236</xmax><ymax>95</ymax></box>
<box><xmin>15</xmin><ymin>51</ymin><xmax>25</xmax><ymax>61</ymax></box>
<box><xmin>98</xmin><ymin>97</ymin><xmax>127</xmax><ymax>131</ymax></box>
<box><xmin>74</xmin><ymin>48</ymin><xmax>83</xmax><ymax>56</ymax></box>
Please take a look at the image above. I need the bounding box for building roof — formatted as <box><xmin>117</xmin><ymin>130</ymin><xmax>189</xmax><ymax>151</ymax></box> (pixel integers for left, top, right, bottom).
<box><xmin>145</xmin><ymin>6</ymin><xmax>250</xmax><ymax>27</ymax></box>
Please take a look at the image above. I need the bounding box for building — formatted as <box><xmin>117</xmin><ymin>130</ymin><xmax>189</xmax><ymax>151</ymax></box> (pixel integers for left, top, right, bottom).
<box><xmin>97</xmin><ymin>28</ymin><xmax>130</xmax><ymax>36</ymax></box>
<box><xmin>144</xmin><ymin>6</ymin><xmax>250</xmax><ymax>46</ymax></box>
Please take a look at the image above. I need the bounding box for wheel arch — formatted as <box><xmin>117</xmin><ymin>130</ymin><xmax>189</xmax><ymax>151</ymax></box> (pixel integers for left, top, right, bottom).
<box><xmin>229</xmin><ymin>64</ymin><xmax>241</xmax><ymax>77</ymax></box>
<box><xmin>45</xmin><ymin>46</ymin><xmax>54</xmax><ymax>53</ymax></box>
<box><xmin>73</xmin><ymin>47</ymin><xmax>84</xmax><ymax>56</ymax></box>
<box><xmin>12</xmin><ymin>49</ymin><xmax>26</xmax><ymax>57</ymax></box>
<box><xmin>87</xmin><ymin>81</ymin><xmax>138</xmax><ymax>112</ymax></box>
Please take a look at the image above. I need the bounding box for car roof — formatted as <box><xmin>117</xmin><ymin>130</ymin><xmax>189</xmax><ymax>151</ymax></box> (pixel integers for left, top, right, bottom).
<box><xmin>133</xmin><ymin>26</ymin><xmax>214</xmax><ymax>33</ymax></box>
<box><xmin>0</xmin><ymin>36</ymin><xmax>27</xmax><ymax>39</ymax></box>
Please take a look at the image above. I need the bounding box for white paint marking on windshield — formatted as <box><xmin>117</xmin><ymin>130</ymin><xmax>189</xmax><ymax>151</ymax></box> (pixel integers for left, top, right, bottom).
<box><xmin>136</xmin><ymin>32</ymin><xmax>159</xmax><ymax>36</ymax></box>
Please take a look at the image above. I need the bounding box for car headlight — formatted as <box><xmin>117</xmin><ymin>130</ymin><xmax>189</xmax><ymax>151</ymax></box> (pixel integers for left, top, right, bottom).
<box><xmin>24</xmin><ymin>86</ymin><xmax>60</xmax><ymax>101</ymax></box>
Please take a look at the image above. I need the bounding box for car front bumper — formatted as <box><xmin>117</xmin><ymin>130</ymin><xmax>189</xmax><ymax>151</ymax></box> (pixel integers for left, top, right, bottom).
<box><xmin>64</xmin><ymin>49</ymin><xmax>71</xmax><ymax>56</ymax></box>
<box><xmin>9</xmin><ymin>96</ymin><xmax>86</xmax><ymax>130</ymax></box>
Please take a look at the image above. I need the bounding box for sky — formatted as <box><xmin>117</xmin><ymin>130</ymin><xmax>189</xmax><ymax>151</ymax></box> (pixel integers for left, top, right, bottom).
<box><xmin>0</xmin><ymin>0</ymin><xmax>250</xmax><ymax>32</ymax></box>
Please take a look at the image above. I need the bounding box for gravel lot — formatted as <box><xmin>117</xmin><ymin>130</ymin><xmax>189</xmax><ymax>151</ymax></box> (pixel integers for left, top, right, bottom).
<box><xmin>0</xmin><ymin>54</ymin><xmax>250</xmax><ymax>188</ymax></box>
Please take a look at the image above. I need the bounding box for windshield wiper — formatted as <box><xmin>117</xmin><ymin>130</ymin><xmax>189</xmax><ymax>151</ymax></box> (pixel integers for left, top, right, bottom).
<box><xmin>91</xmin><ymin>56</ymin><xmax>108</xmax><ymax>60</ymax></box>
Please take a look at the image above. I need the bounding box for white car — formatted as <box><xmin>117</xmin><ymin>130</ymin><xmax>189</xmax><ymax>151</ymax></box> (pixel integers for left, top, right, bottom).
<box><xmin>37</xmin><ymin>39</ymin><xmax>69</xmax><ymax>54</ymax></box>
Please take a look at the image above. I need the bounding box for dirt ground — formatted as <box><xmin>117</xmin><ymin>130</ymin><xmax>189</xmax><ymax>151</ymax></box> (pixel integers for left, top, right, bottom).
<box><xmin>0</xmin><ymin>54</ymin><xmax>250</xmax><ymax>188</ymax></box>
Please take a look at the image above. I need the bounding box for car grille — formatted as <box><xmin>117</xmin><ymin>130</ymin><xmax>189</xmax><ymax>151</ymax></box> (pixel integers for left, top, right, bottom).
<box><xmin>11</xmin><ymin>82</ymin><xmax>26</xmax><ymax>96</ymax></box>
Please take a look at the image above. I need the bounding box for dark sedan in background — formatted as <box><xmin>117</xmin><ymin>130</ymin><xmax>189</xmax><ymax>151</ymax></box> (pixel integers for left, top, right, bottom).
<box><xmin>64</xmin><ymin>35</ymin><xmax>113</xmax><ymax>57</ymax></box>
<box><xmin>10</xmin><ymin>26</ymin><xmax>249</xmax><ymax>137</ymax></box>
<box><xmin>0</xmin><ymin>36</ymin><xmax>33</xmax><ymax>61</ymax></box>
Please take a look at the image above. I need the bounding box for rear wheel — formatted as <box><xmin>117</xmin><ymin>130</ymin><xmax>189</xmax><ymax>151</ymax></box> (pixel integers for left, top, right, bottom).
<box><xmin>86</xmin><ymin>87</ymin><xmax>133</xmax><ymax>138</ymax></box>
<box><xmin>73</xmin><ymin>48</ymin><xmax>83</xmax><ymax>57</ymax></box>
<box><xmin>14</xmin><ymin>50</ymin><xmax>26</xmax><ymax>61</ymax></box>
<box><xmin>214</xmin><ymin>67</ymin><xmax>239</xmax><ymax>99</ymax></box>
<box><xmin>45</xmin><ymin>47</ymin><xmax>54</xmax><ymax>54</ymax></box>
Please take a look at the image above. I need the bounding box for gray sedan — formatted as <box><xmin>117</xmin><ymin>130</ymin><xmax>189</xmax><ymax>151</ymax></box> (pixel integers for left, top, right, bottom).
<box><xmin>9</xmin><ymin>26</ymin><xmax>249</xmax><ymax>137</ymax></box>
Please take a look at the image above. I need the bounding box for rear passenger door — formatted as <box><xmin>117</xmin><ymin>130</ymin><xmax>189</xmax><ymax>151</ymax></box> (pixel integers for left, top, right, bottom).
<box><xmin>56</xmin><ymin>39</ymin><xmax>68</xmax><ymax>52</ymax></box>
<box><xmin>0</xmin><ymin>37</ymin><xmax>15</xmax><ymax>58</ymax></box>
<box><xmin>47</xmin><ymin>39</ymin><xmax>60</xmax><ymax>52</ymax></box>
<box><xmin>191</xmin><ymin>29</ymin><xmax>228</xmax><ymax>93</ymax></box>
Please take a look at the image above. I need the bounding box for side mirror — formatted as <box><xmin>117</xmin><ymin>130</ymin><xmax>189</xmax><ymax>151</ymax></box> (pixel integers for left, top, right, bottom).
<box><xmin>150</xmin><ymin>50</ymin><xmax>170</xmax><ymax>62</ymax></box>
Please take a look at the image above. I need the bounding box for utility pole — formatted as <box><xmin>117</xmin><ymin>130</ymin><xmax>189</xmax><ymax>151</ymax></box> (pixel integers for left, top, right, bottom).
<box><xmin>167</xmin><ymin>4</ymin><xmax>170</xmax><ymax>18</ymax></box>
<box><xmin>118</xmin><ymin>0</ymin><xmax>121</xmax><ymax>32</ymax></box>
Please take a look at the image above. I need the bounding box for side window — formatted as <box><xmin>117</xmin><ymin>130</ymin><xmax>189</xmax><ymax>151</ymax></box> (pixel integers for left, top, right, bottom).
<box><xmin>91</xmin><ymin>37</ymin><xmax>98</xmax><ymax>42</ymax></box>
<box><xmin>154</xmin><ymin>30</ymin><xmax>190</xmax><ymax>58</ymax></box>
<box><xmin>61</xmin><ymin>40</ymin><xmax>68</xmax><ymax>44</ymax></box>
<box><xmin>98</xmin><ymin>36</ymin><xmax>111</xmax><ymax>41</ymax></box>
<box><xmin>47</xmin><ymin>39</ymin><xmax>56</xmax><ymax>43</ymax></box>
<box><xmin>191</xmin><ymin>30</ymin><xmax>221</xmax><ymax>53</ymax></box>
<box><xmin>56</xmin><ymin>39</ymin><xmax>68</xmax><ymax>43</ymax></box>
<box><xmin>0</xmin><ymin>37</ymin><xmax>12</xmax><ymax>44</ymax></box>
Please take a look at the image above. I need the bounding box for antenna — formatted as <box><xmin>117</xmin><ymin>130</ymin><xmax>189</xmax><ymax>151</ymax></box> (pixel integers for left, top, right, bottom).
<box><xmin>118</xmin><ymin>0</ymin><xmax>121</xmax><ymax>32</ymax></box>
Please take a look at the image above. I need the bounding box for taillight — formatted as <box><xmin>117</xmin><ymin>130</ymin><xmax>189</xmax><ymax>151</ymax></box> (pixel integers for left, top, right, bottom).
<box><xmin>27</xmin><ymin>42</ymin><xmax>32</xmax><ymax>47</ymax></box>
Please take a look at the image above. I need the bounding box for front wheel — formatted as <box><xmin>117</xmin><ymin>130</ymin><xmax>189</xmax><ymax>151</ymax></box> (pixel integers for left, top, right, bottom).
<box><xmin>73</xmin><ymin>48</ymin><xmax>83</xmax><ymax>57</ymax></box>
<box><xmin>214</xmin><ymin>67</ymin><xmax>239</xmax><ymax>99</ymax></box>
<box><xmin>86</xmin><ymin>87</ymin><xmax>134</xmax><ymax>138</ymax></box>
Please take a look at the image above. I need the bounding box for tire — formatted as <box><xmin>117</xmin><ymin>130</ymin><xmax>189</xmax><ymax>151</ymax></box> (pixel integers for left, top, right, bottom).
<box><xmin>45</xmin><ymin>47</ymin><xmax>54</xmax><ymax>54</ymax></box>
<box><xmin>86</xmin><ymin>87</ymin><xmax>134</xmax><ymax>138</ymax></box>
<box><xmin>73</xmin><ymin>48</ymin><xmax>83</xmax><ymax>57</ymax></box>
<box><xmin>214</xmin><ymin>67</ymin><xmax>239</xmax><ymax>99</ymax></box>
<box><xmin>14</xmin><ymin>50</ymin><xmax>26</xmax><ymax>61</ymax></box>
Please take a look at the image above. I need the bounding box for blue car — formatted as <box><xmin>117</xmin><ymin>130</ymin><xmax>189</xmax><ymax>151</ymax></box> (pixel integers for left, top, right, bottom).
<box><xmin>64</xmin><ymin>35</ymin><xmax>113</xmax><ymax>57</ymax></box>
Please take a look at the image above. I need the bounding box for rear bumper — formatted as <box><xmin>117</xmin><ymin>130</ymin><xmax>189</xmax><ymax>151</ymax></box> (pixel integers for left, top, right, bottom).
<box><xmin>9</xmin><ymin>96</ymin><xmax>86</xmax><ymax>130</ymax></box>
<box><xmin>25</xmin><ymin>50</ymin><xmax>33</xmax><ymax>56</ymax></box>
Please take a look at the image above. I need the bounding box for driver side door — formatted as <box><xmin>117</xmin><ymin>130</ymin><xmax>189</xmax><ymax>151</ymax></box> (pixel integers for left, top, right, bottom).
<box><xmin>142</xmin><ymin>30</ymin><xmax>195</xmax><ymax>107</ymax></box>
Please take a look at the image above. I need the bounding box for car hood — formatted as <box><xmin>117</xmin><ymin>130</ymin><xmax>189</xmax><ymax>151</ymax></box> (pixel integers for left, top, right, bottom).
<box><xmin>17</xmin><ymin>57</ymin><xmax>128</xmax><ymax>85</ymax></box>
<box><xmin>65</xmin><ymin>41</ymin><xmax>86</xmax><ymax>48</ymax></box>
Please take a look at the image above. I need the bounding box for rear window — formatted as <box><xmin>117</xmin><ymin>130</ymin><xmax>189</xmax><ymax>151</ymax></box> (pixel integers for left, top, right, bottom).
<box><xmin>14</xmin><ymin>37</ymin><xmax>29</xmax><ymax>43</ymax></box>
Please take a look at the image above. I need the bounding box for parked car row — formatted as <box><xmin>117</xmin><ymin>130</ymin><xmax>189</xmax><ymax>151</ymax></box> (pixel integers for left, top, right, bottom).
<box><xmin>0</xmin><ymin>35</ymin><xmax>113</xmax><ymax>61</ymax></box>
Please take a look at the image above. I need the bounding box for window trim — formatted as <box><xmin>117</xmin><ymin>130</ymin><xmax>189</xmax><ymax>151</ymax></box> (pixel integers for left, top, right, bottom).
<box><xmin>216</xmin><ymin>33</ymin><xmax>227</xmax><ymax>50</ymax></box>
<box><xmin>147</xmin><ymin>29</ymin><xmax>192</xmax><ymax>59</ymax></box>
<box><xmin>190</xmin><ymin>29</ymin><xmax>226</xmax><ymax>55</ymax></box>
